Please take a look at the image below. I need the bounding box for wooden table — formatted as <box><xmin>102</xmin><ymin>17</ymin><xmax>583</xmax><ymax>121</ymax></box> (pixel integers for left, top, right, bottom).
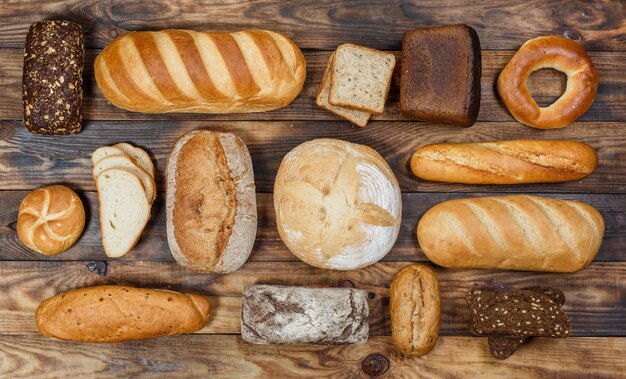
<box><xmin>0</xmin><ymin>1</ymin><xmax>624</xmax><ymax>377</ymax></box>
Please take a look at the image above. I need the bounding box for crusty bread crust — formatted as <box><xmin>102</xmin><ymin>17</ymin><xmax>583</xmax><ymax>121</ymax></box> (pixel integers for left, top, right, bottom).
<box><xmin>390</xmin><ymin>265</ymin><xmax>441</xmax><ymax>356</ymax></box>
<box><xmin>417</xmin><ymin>195</ymin><xmax>605</xmax><ymax>272</ymax></box>
<box><xmin>166</xmin><ymin>130</ymin><xmax>257</xmax><ymax>273</ymax></box>
<box><xmin>36</xmin><ymin>285</ymin><xmax>211</xmax><ymax>342</ymax></box>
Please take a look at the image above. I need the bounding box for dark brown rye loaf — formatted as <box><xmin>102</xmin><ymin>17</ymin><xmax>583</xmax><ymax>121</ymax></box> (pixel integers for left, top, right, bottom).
<box><xmin>23</xmin><ymin>20</ymin><xmax>84</xmax><ymax>135</ymax></box>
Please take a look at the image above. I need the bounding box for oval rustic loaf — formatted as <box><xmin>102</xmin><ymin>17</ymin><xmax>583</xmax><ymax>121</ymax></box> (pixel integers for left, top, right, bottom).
<box><xmin>417</xmin><ymin>195</ymin><xmax>604</xmax><ymax>272</ymax></box>
<box><xmin>35</xmin><ymin>285</ymin><xmax>211</xmax><ymax>343</ymax></box>
<box><xmin>95</xmin><ymin>29</ymin><xmax>306</xmax><ymax>113</ymax></box>
<box><xmin>166</xmin><ymin>130</ymin><xmax>257</xmax><ymax>273</ymax></box>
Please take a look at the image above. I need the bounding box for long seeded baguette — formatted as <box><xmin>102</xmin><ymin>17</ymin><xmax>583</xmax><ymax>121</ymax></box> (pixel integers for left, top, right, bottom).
<box><xmin>417</xmin><ymin>195</ymin><xmax>604</xmax><ymax>272</ymax></box>
<box><xmin>95</xmin><ymin>29</ymin><xmax>306</xmax><ymax>113</ymax></box>
<box><xmin>411</xmin><ymin>140</ymin><xmax>598</xmax><ymax>184</ymax></box>
<box><xmin>35</xmin><ymin>285</ymin><xmax>211</xmax><ymax>342</ymax></box>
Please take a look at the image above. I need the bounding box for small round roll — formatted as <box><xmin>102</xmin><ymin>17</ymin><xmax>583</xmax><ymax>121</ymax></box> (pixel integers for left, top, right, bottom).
<box><xmin>390</xmin><ymin>264</ymin><xmax>441</xmax><ymax>356</ymax></box>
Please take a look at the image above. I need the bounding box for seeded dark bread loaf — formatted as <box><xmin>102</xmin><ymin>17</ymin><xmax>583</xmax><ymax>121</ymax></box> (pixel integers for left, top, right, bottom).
<box><xmin>390</xmin><ymin>265</ymin><xmax>441</xmax><ymax>356</ymax></box>
<box><xmin>167</xmin><ymin>131</ymin><xmax>257</xmax><ymax>273</ymax></box>
<box><xmin>400</xmin><ymin>25</ymin><xmax>481</xmax><ymax>126</ymax></box>
<box><xmin>410</xmin><ymin>140</ymin><xmax>598</xmax><ymax>184</ymax></box>
<box><xmin>23</xmin><ymin>20</ymin><xmax>84</xmax><ymax>134</ymax></box>
<box><xmin>241</xmin><ymin>285</ymin><xmax>369</xmax><ymax>345</ymax></box>
<box><xmin>35</xmin><ymin>285</ymin><xmax>211</xmax><ymax>342</ymax></box>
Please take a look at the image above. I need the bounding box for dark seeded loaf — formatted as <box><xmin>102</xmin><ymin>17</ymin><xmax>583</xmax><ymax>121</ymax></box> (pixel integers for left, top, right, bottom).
<box><xmin>241</xmin><ymin>284</ymin><xmax>369</xmax><ymax>345</ymax></box>
<box><xmin>400</xmin><ymin>24</ymin><xmax>481</xmax><ymax>126</ymax></box>
<box><xmin>23</xmin><ymin>20</ymin><xmax>84</xmax><ymax>135</ymax></box>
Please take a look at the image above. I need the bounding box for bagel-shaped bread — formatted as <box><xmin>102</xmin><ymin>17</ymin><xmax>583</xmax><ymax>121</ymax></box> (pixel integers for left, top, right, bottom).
<box><xmin>497</xmin><ymin>36</ymin><xmax>599</xmax><ymax>129</ymax></box>
<box><xmin>274</xmin><ymin>139</ymin><xmax>402</xmax><ymax>270</ymax></box>
<box><xmin>17</xmin><ymin>185</ymin><xmax>85</xmax><ymax>255</ymax></box>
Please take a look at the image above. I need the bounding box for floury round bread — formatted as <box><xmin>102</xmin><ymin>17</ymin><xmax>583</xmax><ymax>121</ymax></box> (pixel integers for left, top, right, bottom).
<box><xmin>417</xmin><ymin>195</ymin><xmax>604</xmax><ymax>272</ymax></box>
<box><xmin>94</xmin><ymin>29</ymin><xmax>306</xmax><ymax>113</ymax></box>
<box><xmin>166</xmin><ymin>130</ymin><xmax>257</xmax><ymax>273</ymax></box>
<box><xmin>274</xmin><ymin>139</ymin><xmax>402</xmax><ymax>270</ymax></box>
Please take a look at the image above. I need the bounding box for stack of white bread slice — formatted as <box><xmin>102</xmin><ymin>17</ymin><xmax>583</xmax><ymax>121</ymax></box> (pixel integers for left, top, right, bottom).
<box><xmin>91</xmin><ymin>143</ymin><xmax>155</xmax><ymax>257</ymax></box>
<box><xmin>316</xmin><ymin>43</ymin><xmax>396</xmax><ymax>127</ymax></box>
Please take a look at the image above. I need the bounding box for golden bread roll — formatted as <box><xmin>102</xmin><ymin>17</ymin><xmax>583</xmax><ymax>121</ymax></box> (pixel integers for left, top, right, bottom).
<box><xmin>274</xmin><ymin>139</ymin><xmax>402</xmax><ymax>270</ymax></box>
<box><xmin>35</xmin><ymin>285</ymin><xmax>211</xmax><ymax>342</ymax></box>
<box><xmin>95</xmin><ymin>29</ymin><xmax>306</xmax><ymax>113</ymax></box>
<box><xmin>390</xmin><ymin>264</ymin><xmax>441</xmax><ymax>356</ymax></box>
<box><xmin>17</xmin><ymin>185</ymin><xmax>85</xmax><ymax>255</ymax></box>
<box><xmin>417</xmin><ymin>195</ymin><xmax>604</xmax><ymax>272</ymax></box>
<box><xmin>411</xmin><ymin>140</ymin><xmax>598</xmax><ymax>184</ymax></box>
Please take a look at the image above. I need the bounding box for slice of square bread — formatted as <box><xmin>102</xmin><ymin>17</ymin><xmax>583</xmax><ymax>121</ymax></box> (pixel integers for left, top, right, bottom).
<box><xmin>328</xmin><ymin>43</ymin><xmax>396</xmax><ymax>114</ymax></box>
<box><xmin>316</xmin><ymin>53</ymin><xmax>371</xmax><ymax>127</ymax></box>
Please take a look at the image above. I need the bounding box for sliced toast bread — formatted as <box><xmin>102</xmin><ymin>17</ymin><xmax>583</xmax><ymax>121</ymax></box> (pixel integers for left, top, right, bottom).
<box><xmin>114</xmin><ymin>143</ymin><xmax>155</xmax><ymax>178</ymax></box>
<box><xmin>316</xmin><ymin>53</ymin><xmax>371</xmax><ymax>127</ymax></box>
<box><xmin>91</xmin><ymin>146</ymin><xmax>127</xmax><ymax>167</ymax></box>
<box><xmin>93</xmin><ymin>155</ymin><xmax>156</xmax><ymax>203</ymax></box>
<box><xmin>328</xmin><ymin>43</ymin><xmax>396</xmax><ymax>114</ymax></box>
<box><xmin>96</xmin><ymin>168</ymin><xmax>151</xmax><ymax>258</ymax></box>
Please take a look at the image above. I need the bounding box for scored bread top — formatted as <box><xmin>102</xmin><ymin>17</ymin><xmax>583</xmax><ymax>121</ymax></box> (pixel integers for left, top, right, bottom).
<box><xmin>328</xmin><ymin>43</ymin><xmax>396</xmax><ymax>114</ymax></box>
<box><xmin>166</xmin><ymin>130</ymin><xmax>257</xmax><ymax>273</ymax></box>
<box><xmin>315</xmin><ymin>52</ymin><xmax>371</xmax><ymax>127</ymax></box>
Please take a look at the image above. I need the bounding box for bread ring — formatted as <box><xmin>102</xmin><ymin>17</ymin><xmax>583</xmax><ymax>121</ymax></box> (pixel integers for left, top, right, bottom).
<box><xmin>497</xmin><ymin>36</ymin><xmax>599</xmax><ymax>129</ymax></box>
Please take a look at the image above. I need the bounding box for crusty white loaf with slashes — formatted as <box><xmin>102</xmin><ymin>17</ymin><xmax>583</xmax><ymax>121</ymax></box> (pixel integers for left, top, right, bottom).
<box><xmin>167</xmin><ymin>130</ymin><xmax>257</xmax><ymax>273</ymax></box>
<box><xmin>95</xmin><ymin>29</ymin><xmax>306</xmax><ymax>113</ymax></box>
<box><xmin>417</xmin><ymin>195</ymin><xmax>604</xmax><ymax>272</ymax></box>
<box><xmin>390</xmin><ymin>265</ymin><xmax>441</xmax><ymax>356</ymax></box>
<box><xmin>36</xmin><ymin>285</ymin><xmax>211</xmax><ymax>342</ymax></box>
<box><xmin>411</xmin><ymin>140</ymin><xmax>598</xmax><ymax>184</ymax></box>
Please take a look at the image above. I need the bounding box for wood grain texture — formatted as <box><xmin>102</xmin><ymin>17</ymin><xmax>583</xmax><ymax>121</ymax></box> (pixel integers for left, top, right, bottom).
<box><xmin>0</xmin><ymin>335</ymin><xmax>624</xmax><ymax>378</ymax></box>
<box><xmin>1</xmin><ymin>120</ymin><xmax>625</xmax><ymax>193</ymax></box>
<box><xmin>0</xmin><ymin>50</ymin><xmax>625</xmax><ymax>122</ymax></box>
<box><xmin>0</xmin><ymin>261</ymin><xmax>624</xmax><ymax>337</ymax></box>
<box><xmin>0</xmin><ymin>191</ymin><xmax>624</xmax><ymax>262</ymax></box>
<box><xmin>0</xmin><ymin>0</ymin><xmax>624</xmax><ymax>51</ymax></box>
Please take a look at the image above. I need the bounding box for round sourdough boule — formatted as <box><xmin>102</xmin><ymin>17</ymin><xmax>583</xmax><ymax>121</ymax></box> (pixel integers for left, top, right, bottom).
<box><xmin>17</xmin><ymin>185</ymin><xmax>85</xmax><ymax>255</ymax></box>
<box><xmin>274</xmin><ymin>138</ymin><xmax>402</xmax><ymax>270</ymax></box>
<box><xmin>166</xmin><ymin>130</ymin><xmax>257</xmax><ymax>273</ymax></box>
<box><xmin>390</xmin><ymin>264</ymin><xmax>441</xmax><ymax>356</ymax></box>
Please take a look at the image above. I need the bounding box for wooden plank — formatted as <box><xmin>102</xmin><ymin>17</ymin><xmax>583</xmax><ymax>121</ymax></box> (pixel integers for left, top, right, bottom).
<box><xmin>1</xmin><ymin>120</ymin><xmax>626</xmax><ymax>193</ymax></box>
<box><xmin>0</xmin><ymin>261</ymin><xmax>623</xmax><ymax>336</ymax></box>
<box><xmin>0</xmin><ymin>335</ymin><xmax>624</xmax><ymax>378</ymax></box>
<box><xmin>0</xmin><ymin>50</ymin><xmax>624</xmax><ymax>122</ymax></box>
<box><xmin>0</xmin><ymin>0</ymin><xmax>624</xmax><ymax>51</ymax></box>
<box><xmin>0</xmin><ymin>191</ymin><xmax>624</xmax><ymax>262</ymax></box>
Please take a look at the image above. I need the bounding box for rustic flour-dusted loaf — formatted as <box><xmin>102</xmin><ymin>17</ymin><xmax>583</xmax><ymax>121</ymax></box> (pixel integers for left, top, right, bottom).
<box><xmin>36</xmin><ymin>285</ymin><xmax>211</xmax><ymax>342</ymax></box>
<box><xmin>411</xmin><ymin>140</ymin><xmax>598</xmax><ymax>184</ymax></box>
<box><xmin>401</xmin><ymin>25</ymin><xmax>481</xmax><ymax>126</ymax></box>
<box><xmin>274</xmin><ymin>139</ymin><xmax>402</xmax><ymax>270</ymax></box>
<box><xmin>95</xmin><ymin>29</ymin><xmax>306</xmax><ymax>113</ymax></box>
<box><xmin>417</xmin><ymin>195</ymin><xmax>604</xmax><ymax>272</ymax></box>
<box><xmin>23</xmin><ymin>20</ymin><xmax>84</xmax><ymax>134</ymax></box>
<box><xmin>390</xmin><ymin>265</ymin><xmax>441</xmax><ymax>356</ymax></box>
<box><xmin>17</xmin><ymin>185</ymin><xmax>85</xmax><ymax>255</ymax></box>
<box><xmin>241</xmin><ymin>285</ymin><xmax>369</xmax><ymax>345</ymax></box>
<box><xmin>167</xmin><ymin>131</ymin><xmax>257</xmax><ymax>273</ymax></box>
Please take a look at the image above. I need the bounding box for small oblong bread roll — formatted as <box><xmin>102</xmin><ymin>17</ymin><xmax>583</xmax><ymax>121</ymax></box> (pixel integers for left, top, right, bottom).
<box><xmin>35</xmin><ymin>285</ymin><xmax>211</xmax><ymax>342</ymax></box>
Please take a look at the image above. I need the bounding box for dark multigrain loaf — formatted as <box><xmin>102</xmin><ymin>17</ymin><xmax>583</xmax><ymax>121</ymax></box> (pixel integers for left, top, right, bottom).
<box><xmin>240</xmin><ymin>285</ymin><xmax>369</xmax><ymax>345</ymax></box>
<box><xmin>400</xmin><ymin>24</ymin><xmax>481</xmax><ymax>126</ymax></box>
<box><xmin>23</xmin><ymin>20</ymin><xmax>84</xmax><ymax>135</ymax></box>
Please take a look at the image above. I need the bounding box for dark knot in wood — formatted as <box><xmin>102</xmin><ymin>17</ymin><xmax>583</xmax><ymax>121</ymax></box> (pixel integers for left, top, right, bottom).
<box><xmin>361</xmin><ymin>353</ymin><xmax>390</xmax><ymax>376</ymax></box>
<box><xmin>337</xmin><ymin>280</ymin><xmax>355</xmax><ymax>288</ymax></box>
<box><xmin>86</xmin><ymin>261</ymin><xmax>108</xmax><ymax>276</ymax></box>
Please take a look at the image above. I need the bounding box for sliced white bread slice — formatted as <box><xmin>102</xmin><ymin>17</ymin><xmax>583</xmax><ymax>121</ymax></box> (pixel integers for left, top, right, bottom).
<box><xmin>316</xmin><ymin>53</ymin><xmax>371</xmax><ymax>127</ymax></box>
<box><xmin>96</xmin><ymin>168</ymin><xmax>151</xmax><ymax>258</ymax></box>
<box><xmin>328</xmin><ymin>43</ymin><xmax>396</xmax><ymax>114</ymax></box>
<box><xmin>93</xmin><ymin>155</ymin><xmax>156</xmax><ymax>203</ymax></box>
<box><xmin>91</xmin><ymin>146</ymin><xmax>128</xmax><ymax>167</ymax></box>
<box><xmin>113</xmin><ymin>143</ymin><xmax>155</xmax><ymax>178</ymax></box>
